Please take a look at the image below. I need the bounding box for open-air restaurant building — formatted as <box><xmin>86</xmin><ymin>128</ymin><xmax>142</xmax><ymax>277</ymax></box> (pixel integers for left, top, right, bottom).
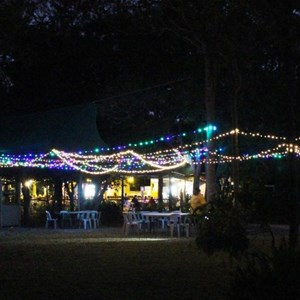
<box><xmin>0</xmin><ymin>103</ymin><xmax>200</xmax><ymax>227</ymax></box>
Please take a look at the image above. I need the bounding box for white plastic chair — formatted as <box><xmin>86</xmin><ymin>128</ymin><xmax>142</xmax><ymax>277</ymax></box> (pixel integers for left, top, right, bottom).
<box><xmin>90</xmin><ymin>211</ymin><xmax>100</xmax><ymax>229</ymax></box>
<box><xmin>60</xmin><ymin>210</ymin><xmax>72</xmax><ymax>228</ymax></box>
<box><xmin>158</xmin><ymin>216</ymin><xmax>167</xmax><ymax>229</ymax></box>
<box><xmin>123</xmin><ymin>212</ymin><xmax>143</xmax><ymax>236</ymax></box>
<box><xmin>78</xmin><ymin>211</ymin><xmax>92</xmax><ymax>230</ymax></box>
<box><xmin>166</xmin><ymin>213</ymin><xmax>190</xmax><ymax>237</ymax></box>
<box><xmin>45</xmin><ymin>210</ymin><xmax>58</xmax><ymax>229</ymax></box>
<box><xmin>140</xmin><ymin>212</ymin><xmax>151</xmax><ymax>231</ymax></box>
<box><xmin>178</xmin><ymin>214</ymin><xmax>190</xmax><ymax>237</ymax></box>
<box><xmin>166</xmin><ymin>213</ymin><xmax>180</xmax><ymax>237</ymax></box>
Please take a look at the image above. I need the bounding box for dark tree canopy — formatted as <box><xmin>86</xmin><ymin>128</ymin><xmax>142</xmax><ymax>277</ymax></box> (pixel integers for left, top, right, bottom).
<box><xmin>0</xmin><ymin>0</ymin><xmax>299</xmax><ymax>145</ymax></box>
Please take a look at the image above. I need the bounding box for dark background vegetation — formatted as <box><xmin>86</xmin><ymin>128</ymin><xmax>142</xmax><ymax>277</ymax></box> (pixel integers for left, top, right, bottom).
<box><xmin>1</xmin><ymin>3</ymin><xmax>300</xmax><ymax>297</ymax></box>
<box><xmin>0</xmin><ymin>1</ymin><xmax>299</xmax><ymax>225</ymax></box>
<box><xmin>1</xmin><ymin>1</ymin><xmax>299</xmax><ymax>140</ymax></box>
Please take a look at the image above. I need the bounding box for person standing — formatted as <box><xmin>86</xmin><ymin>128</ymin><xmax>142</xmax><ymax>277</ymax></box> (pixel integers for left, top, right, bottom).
<box><xmin>190</xmin><ymin>187</ymin><xmax>206</xmax><ymax>214</ymax></box>
<box><xmin>131</xmin><ymin>195</ymin><xmax>141</xmax><ymax>211</ymax></box>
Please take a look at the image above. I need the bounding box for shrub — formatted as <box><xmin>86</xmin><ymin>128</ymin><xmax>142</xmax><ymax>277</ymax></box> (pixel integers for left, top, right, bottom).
<box><xmin>195</xmin><ymin>197</ymin><xmax>250</xmax><ymax>260</ymax></box>
<box><xmin>228</xmin><ymin>240</ymin><xmax>300</xmax><ymax>299</ymax></box>
<box><xmin>99</xmin><ymin>201</ymin><xmax>123</xmax><ymax>226</ymax></box>
<box><xmin>30</xmin><ymin>202</ymin><xmax>52</xmax><ymax>227</ymax></box>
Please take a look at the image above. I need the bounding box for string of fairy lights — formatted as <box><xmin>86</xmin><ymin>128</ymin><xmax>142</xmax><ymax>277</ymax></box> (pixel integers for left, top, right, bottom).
<box><xmin>0</xmin><ymin>127</ymin><xmax>299</xmax><ymax>174</ymax></box>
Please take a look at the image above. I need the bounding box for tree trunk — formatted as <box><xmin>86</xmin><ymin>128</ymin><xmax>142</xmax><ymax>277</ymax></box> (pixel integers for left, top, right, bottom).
<box><xmin>288</xmin><ymin>148</ymin><xmax>299</xmax><ymax>248</ymax></box>
<box><xmin>64</xmin><ymin>181</ymin><xmax>76</xmax><ymax>212</ymax></box>
<box><xmin>99</xmin><ymin>179</ymin><xmax>109</xmax><ymax>204</ymax></box>
<box><xmin>204</xmin><ymin>51</ymin><xmax>217</xmax><ymax>202</ymax></box>
<box><xmin>91</xmin><ymin>178</ymin><xmax>101</xmax><ymax>210</ymax></box>
<box><xmin>287</xmin><ymin>53</ymin><xmax>299</xmax><ymax>248</ymax></box>
<box><xmin>168</xmin><ymin>175</ymin><xmax>173</xmax><ymax>210</ymax></box>
<box><xmin>21</xmin><ymin>185</ymin><xmax>31</xmax><ymax>226</ymax></box>
<box><xmin>231</xmin><ymin>60</ymin><xmax>242</xmax><ymax>204</ymax></box>
<box><xmin>77</xmin><ymin>175</ymin><xmax>84</xmax><ymax>210</ymax></box>
<box><xmin>232</xmin><ymin>130</ymin><xmax>240</xmax><ymax>204</ymax></box>
<box><xmin>158</xmin><ymin>175</ymin><xmax>163</xmax><ymax>208</ymax></box>
<box><xmin>193</xmin><ymin>164</ymin><xmax>202</xmax><ymax>192</ymax></box>
<box><xmin>54</xmin><ymin>177</ymin><xmax>63</xmax><ymax>212</ymax></box>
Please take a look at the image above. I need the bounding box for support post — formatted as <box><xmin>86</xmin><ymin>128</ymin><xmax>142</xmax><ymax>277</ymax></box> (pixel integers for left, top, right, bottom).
<box><xmin>0</xmin><ymin>179</ymin><xmax>2</xmax><ymax>228</ymax></box>
<box><xmin>77</xmin><ymin>175</ymin><xmax>83</xmax><ymax>211</ymax></box>
<box><xmin>158</xmin><ymin>176</ymin><xmax>163</xmax><ymax>209</ymax></box>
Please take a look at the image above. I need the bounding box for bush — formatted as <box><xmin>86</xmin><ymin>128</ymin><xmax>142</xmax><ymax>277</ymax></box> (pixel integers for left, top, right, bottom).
<box><xmin>30</xmin><ymin>202</ymin><xmax>52</xmax><ymax>227</ymax></box>
<box><xmin>228</xmin><ymin>240</ymin><xmax>300</xmax><ymax>299</ymax></box>
<box><xmin>99</xmin><ymin>201</ymin><xmax>123</xmax><ymax>226</ymax></box>
<box><xmin>195</xmin><ymin>197</ymin><xmax>250</xmax><ymax>260</ymax></box>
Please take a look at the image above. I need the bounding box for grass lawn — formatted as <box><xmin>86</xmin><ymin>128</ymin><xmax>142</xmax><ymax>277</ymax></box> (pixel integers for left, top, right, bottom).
<box><xmin>0</xmin><ymin>227</ymin><xmax>233</xmax><ymax>300</ymax></box>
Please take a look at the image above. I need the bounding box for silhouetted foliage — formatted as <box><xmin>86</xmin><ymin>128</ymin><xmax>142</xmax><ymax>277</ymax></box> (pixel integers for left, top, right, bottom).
<box><xmin>195</xmin><ymin>196</ymin><xmax>250</xmax><ymax>259</ymax></box>
<box><xmin>99</xmin><ymin>200</ymin><xmax>122</xmax><ymax>226</ymax></box>
<box><xmin>228</xmin><ymin>240</ymin><xmax>300</xmax><ymax>300</ymax></box>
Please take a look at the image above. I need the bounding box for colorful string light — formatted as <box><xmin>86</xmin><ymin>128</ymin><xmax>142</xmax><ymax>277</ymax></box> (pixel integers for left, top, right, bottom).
<box><xmin>0</xmin><ymin>128</ymin><xmax>298</xmax><ymax>174</ymax></box>
<box><xmin>81</xmin><ymin>124</ymin><xmax>217</xmax><ymax>154</ymax></box>
<box><xmin>51</xmin><ymin>149</ymin><xmax>188</xmax><ymax>174</ymax></box>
